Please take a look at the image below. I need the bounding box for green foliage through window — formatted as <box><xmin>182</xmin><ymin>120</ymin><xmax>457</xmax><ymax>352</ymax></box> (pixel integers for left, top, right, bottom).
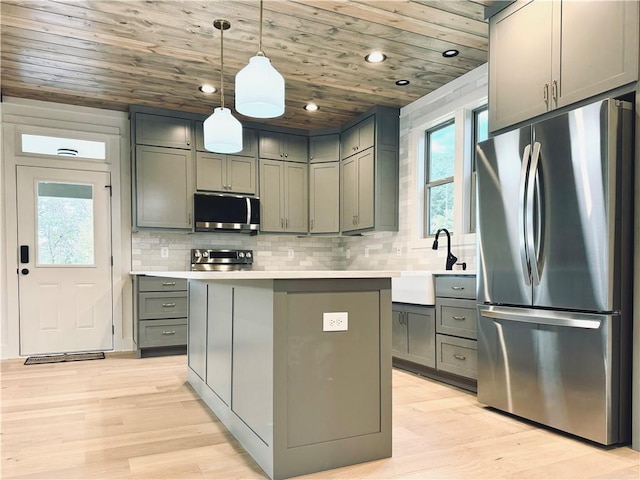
<box><xmin>426</xmin><ymin>121</ymin><xmax>455</xmax><ymax>236</ymax></box>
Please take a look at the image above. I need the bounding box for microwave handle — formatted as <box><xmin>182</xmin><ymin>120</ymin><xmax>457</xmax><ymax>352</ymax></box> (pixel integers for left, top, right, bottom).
<box><xmin>246</xmin><ymin>197</ymin><xmax>251</xmax><ymax>225</ymax></box>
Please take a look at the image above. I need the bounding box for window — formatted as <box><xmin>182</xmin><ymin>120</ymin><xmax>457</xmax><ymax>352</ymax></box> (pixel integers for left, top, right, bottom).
<box><xmin>470</xmin><ymin>106</ymin><xmax>488</xmax><ymax>233</ymax></box>
<box><xmin>425</xmin><ymin>120</ymin><xmax>455</xmax><ymax>236</ymax></box>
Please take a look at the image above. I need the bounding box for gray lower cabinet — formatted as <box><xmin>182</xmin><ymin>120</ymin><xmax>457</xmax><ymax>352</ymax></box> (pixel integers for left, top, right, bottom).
<box><xmin>259</xmin><ymin>159</ymin><xmax>308</xmax><ymax>233</ymax></box>
<box><xmin>392</xmin><ymin>303</ymin><xmax>435</xmax><ymax>368</ymax></box>
<box><xmin>135</xmin><ymin>276</ymin><xmax>188</xmax><ymax>357</ymax></box>
<box><xmin>309</xmin><ymin>162</ymin><xmax>339</xmax><ymax>234</ymax></box>
<box><xmin>196</xmin><ymin>152</ymin><xmax>257</xmax><ymax>195</ymax></box>
<box><xmin>434</xmin><ymin>274</ymin><xmax>477</xmax><ymax>381</ymax></box>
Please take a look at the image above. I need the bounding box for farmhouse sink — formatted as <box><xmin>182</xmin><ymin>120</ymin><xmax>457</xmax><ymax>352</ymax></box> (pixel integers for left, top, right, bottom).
<box><xmin>391</xmin><ymin>271</ymin><xmax>435</xmax><ymax>305</ymax></box>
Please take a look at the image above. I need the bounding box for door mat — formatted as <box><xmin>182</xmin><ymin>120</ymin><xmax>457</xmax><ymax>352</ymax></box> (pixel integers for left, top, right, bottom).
<box><xmin>24</xmin><ymin>352</ymin><xmax>105</xmax><ymax>365</ymax></box>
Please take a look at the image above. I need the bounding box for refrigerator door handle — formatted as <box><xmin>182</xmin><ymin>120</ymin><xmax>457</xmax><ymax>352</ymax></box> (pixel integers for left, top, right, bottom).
<box><xmin>527</xmin><ymin>142</ymin><xmax>542</xmax><ymax>286</ymax></box>
<box><xmin>518</xmin><ymin>143</ymin><xmax>532</xmax><ymax>286</ymax></box>
<box><xmin>478</xmin><ymin>305</ymin><xmax>603</xmax><ymax>329</ymax></box>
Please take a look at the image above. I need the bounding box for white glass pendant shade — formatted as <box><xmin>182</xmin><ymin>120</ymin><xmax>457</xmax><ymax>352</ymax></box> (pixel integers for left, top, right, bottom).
<box><xmin>235</xmin><ymin>55</ymin><xmax>285</xmax><ymax>118</ymax></box>
<box><xmin>203</xmin><ymin>107</ymin><xmax>243</xmax><ymax>154</ymax></box>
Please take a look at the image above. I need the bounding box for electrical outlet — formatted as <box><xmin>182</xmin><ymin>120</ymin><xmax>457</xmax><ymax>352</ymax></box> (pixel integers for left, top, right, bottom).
<box><xmin>288</xmin><ymin>248</ymin><xmax>294</xmax><ymax>259</ymax></box>
<box><xmin>346</xmin><ymin>248</ymin><xmax>351</xmax><ymax>259</ymax></box>
<box><xmin>365</xmin><ymin>247</ymin><xmax>369</xmax><ymax>258</ymax></box>
<box><xmin>396</xmin><ymin>247</ymin><xmax>402</xmax><ymax>256</ymax></box>
<box><xmin>160</xmin><ymin>246</ymin><xmax>169</xmax><ymax>258</ymax></box>
<box><xmin>323</xmin><ymin>312</ymin><xmax>348</xmax><ymax>332</ymax></box>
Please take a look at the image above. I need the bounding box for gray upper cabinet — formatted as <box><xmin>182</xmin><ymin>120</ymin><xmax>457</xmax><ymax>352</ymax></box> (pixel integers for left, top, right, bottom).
<box><xmin>259</xmin><ymin>159</ymin><xmax>308</xmax><ymax>233</ymax></box>
<box><xmin>135</xmin><ymin>145</ymin><xmax>193</xmax><ymax>229</ymax></box>
<box><xmin>309</xmin><ymin>162</ymin><xmax>339</xmax><ymax>234</ymax></box>
<box><xmin>195</xmin><ymin>123</ymin><xmax>257</xmax><ymax>158</ymax></box>
<box><xmin>196</xmin><ymin>152</ymin><xmax>256</xmax><ymax>195</ymax></box>
<box><xmin>309</xmin><ymin>134</ymin><xmax>339</xmax><ymax>163</ymax></box>
<box><xmin>135</xmin><ymin>113</ymin><xmax>192</xmax><ymax>149</ymax></box>
<box><xmin>259</xmin><ymin>131</ymin><xmax>308</xmax><ymax>163</ymax></box>
<box><xmin>340</xmin><ymin>116</ymin><xmax>374</xmax><ymax>160</ymax></box>
<box><xmin>489</xmin><ymin>0</ymin><xmax>639</xmax><ymax>132</ymax></box>
<box><xmin>339</xmin><ymin>107</ymin><xmax>399</xmax><ymax>234</ymax></box>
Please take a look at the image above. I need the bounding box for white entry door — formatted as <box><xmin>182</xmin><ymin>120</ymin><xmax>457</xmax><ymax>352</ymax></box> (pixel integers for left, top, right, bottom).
<box><xmin>17</xmin><ymin>166</ymin><xmax>113</xmax><ymax>355</ymax></box>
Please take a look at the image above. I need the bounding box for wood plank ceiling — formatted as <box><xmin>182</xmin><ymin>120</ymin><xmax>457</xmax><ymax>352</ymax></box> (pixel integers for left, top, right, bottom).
<box><xmin>0</xmin><ymin>0</ymin><xmax>490</xmax><ymax>130</ymax></box>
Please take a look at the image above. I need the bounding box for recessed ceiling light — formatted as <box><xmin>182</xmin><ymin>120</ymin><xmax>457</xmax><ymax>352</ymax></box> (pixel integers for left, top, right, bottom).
<box><xmin>442</xmin><ymin>49</ymin><xmax>459</xmax><ymax>58</ymax></box>
<box><xmin>304</xmin><ymin>103</ymin><xmax>319</xmax><ymax>112</ymax></box>
<box><xmin>365</xmin><ymin>51</ymin><xmax>387</xmax><ymax>63</ymax></box>
<box><xmin>199</xmin><ymin>84</ymin><xmax>217</xmax><ymax>94</ymax></box>
<box><xmin>395</xmin><ymin>79</ymin><xmax>410</xmax><ymax>86</ymax></box>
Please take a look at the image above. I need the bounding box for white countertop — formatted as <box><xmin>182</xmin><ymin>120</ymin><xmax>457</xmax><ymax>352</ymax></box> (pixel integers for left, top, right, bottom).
<box><xmin>132</xmin><ymin>270</ymin><xmax>400</xmax><ymax>280</ymax></box>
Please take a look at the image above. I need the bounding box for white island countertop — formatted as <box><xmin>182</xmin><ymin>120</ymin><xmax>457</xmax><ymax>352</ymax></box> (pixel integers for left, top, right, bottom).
<box><xmin>132</xmin><ymin>270</ymin><xmax>400</xmax><ymax>280</ymax></box>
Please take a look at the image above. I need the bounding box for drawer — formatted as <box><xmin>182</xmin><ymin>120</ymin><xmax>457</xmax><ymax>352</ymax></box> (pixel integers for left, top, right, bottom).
<box><xmin>139</xmin><ymin>292</ymin><xmax>188</xmax><ymax>319</ymax></box>
<box><xmin>436</xmin><ymin>298</ymin><xmax>477</xmax><ymax>339</ymax></box>
<box><xmin>435</xmin><ymin>275</ymin><xmax>476</xmax><ymax>299</ymax></box>
<box><xmin>436</xmin><ymin>334</ymin><xmax>477</xmax><ymax>380</ymax></box>
<box><xmin>138</xmin><ymin>276</ymin><xmax>187</xmax><ymax>292</ymax></box>
<box><xmin>139</xmin><ymin>318</ymin><xmax>187</xmax><ymax>348</ymax></box>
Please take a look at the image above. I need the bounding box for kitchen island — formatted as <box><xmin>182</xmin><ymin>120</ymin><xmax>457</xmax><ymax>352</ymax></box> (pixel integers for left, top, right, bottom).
<box><xmin>134</xmin><ymin>270</ymin><xmax>398</xmax><ymax>480</ymax></box>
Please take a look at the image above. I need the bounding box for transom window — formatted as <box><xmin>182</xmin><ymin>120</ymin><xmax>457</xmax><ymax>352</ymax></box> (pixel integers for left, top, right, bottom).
<box><xmin>425</xmin><ymin>120</ymin><xmax>455</xmax><ymax>236</ymax></box>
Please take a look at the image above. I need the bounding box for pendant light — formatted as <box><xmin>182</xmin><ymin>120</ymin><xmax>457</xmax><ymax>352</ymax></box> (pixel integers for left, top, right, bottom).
<box><xmin>203</xmin><ymin>19</ymin><xmax>243</xmax><ymax>154</ymax></box>
<box><xmin>235</xmin><ymin>0</ymin><xmax>285</xmax><ymax>118</ymax></box>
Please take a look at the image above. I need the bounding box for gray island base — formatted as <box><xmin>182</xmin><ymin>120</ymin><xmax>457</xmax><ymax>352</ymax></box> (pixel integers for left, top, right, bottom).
<box><xmin>137</xmin><ymin>271</ymin><xmax>397</xmax><ymax>480</ymax></box>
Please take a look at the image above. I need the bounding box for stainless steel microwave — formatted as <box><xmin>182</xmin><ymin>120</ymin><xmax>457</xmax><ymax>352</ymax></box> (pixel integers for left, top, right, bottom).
<box><xmin>193</xmin><ymin>193</ymin><xmax>260</xmax><ymax>234</ymax></box>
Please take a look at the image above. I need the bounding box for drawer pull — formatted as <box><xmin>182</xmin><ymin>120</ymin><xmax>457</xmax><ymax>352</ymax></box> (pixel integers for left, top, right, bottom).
<box><xmin>453</xmin><ymin>354</ymin><xmax>466</xmax><ymax>361</ymax></box>
<box><xmin>162</xmin><ymin>303</ymin><xmax>176</xmax><ymax>308</ymax></box>
<box><xmin>162</xmin><ymin>282</ymin><xmax>176</xmax><ymax>286</ymax></box>
<box><xmin>452</xmin><ymin>316</ymin><xmax>466</xmax><ymax>321</ymax></box>
<box><xmin>451</xmin><ymin>286</ymin><xmax>465</xmax><ymax>291</ymax></box>
<box><xmin>162</xmin><ymin>330</ymin><xmax>176</xmax><ymax>335</ymax></box>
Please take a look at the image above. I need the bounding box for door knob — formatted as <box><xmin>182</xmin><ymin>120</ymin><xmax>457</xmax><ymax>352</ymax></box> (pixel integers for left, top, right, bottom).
<box><xmin>21</xmin><ymin>268</ymin><xmax>29</xmax><ymax>275</ymax></box>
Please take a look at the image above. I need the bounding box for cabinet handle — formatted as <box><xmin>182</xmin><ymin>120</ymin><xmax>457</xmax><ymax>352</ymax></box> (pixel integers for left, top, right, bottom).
<box><xmin>162</xmin><ymin>282</ymin><xmax>176</xmax><ymax>286</ymax></box>
<box><xmin>310</xmin><ymin>219</ymin><xmax>314</xmax><ymax>230</ymax></box>
<box><xmin>352</xmin><ymin>215</ymin><xmax>356</xmax><ymax>226</ymax></box>
<box><xmin>281</xmin><ymin>218</ymin><xmax>284</xmax><ymax>229</ymax></box>
<box><xmin>162</xmin><ymin>330</ymin><xmax>176</xmax><ymax>335</ymax></box>
<box><xmin>543</xmin><ymin>83</ymin><xmax>549</xmax><ymax>108</ymax></box>
<box><xmin>284</xmin><ymin>153</ymin><xmax>288</xmax><ymax>158</ymax></box>
<box><xmin>162</xmin><ymin>303</ymin><xmax>176</xmax><ymax>307</ymax></box>
<box><xmin>285</xmin><ymin>218</ymin><xmax>289</xmax><ymax>228</ymax></box>
<box><xmin>451</xmin><ymin>286</ymin><xmax>464</xmax><ymax>291</ymax></box>
<box><xmin>452</xmin><ymin>315</ymin><xmax>466</xmax><ymax>321</ymax></box>
<box><xmin>453</xmin><ymin>354</ymin><xmax>466</xmax><ymax>361</ymax></box>
<box><xmin>551</xmin><ymin>79</ymin><xmax>558</xmax><ymax>106</ymax></box>
<box><xmin>310</xmin><ymin>155</ymin><xmax>314</xmax><ymax>160</ymax></box>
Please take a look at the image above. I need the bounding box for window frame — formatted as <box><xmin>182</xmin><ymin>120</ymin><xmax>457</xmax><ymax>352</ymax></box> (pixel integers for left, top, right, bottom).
<box><xmin>424</xmin><ymin>118</ymin><xmax>456</xmax><ymax>237</ymax></box>
<box><xmin>469</xmin><ymin>105</ymin><xmax>488</xmax><ymax>233</ymax></box>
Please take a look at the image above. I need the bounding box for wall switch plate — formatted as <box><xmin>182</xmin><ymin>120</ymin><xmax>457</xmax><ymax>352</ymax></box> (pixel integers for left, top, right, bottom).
<box><xmin>160</xmin><ymin>246</ymin><xmax>169</xmax><ymax>258</ymax></box>
<box><xmin>365</xmin><ymin>247</ymin><xmax>369</xmax><ymax>258</ymax></box>
<box><xmin>288</xmin><ymin>248</ymin><xmax>294</xmax><ymax>259</ymax></box>
<box><xmin>323</xmin><ymin>312</ymin><xmax>348</xmax><ymax>331</ymax></box>
<box><xmin>396</xmin><ymin>247</ymin><xmax>402</xmax><ymax>256</ymax></box>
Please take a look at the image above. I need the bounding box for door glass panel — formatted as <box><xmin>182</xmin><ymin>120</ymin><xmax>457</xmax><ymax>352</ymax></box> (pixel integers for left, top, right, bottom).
<box><xmin>37</xmin><ymin>182</ymin><xmax>95</xmax><ymax>266</ymax></box>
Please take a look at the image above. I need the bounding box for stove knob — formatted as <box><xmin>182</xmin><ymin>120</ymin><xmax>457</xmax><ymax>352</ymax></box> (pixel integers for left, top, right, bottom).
<box><xmin>246</xmin><ymin>252</ymin><xmax>252</xmax><ymax>258</ymax></box>
<box><xmin>194</xmin><ymin>251</ymin><xmax>201</xmax><ymax>258</ymax></box>
<box><xmin>238</xmin><ymin>252</ymin><xmax>245</xmax><ymax>258</ymax></box>
<box><xmin>202</xmin><ymin>251</ymin><xmax>209</xmax><ymax>258</ymax></box>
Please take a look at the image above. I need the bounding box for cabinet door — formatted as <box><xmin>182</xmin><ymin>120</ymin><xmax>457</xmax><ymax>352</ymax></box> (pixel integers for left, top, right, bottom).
<box><xmin>207</xmin><ymin>283</ymin><xmax>233</xmax><ymax>406</ymax></box>
<box><xmin>489</xmin><ymin>0</ymin><xmax>554</xmax><ymax>132</ymax></box>
<box><xmin>259</xmin><ymin>159</ymin><xmax>284</xmax><ymax>232</ymax></box>
<box><xmin>391</xmin><ymin>307</ymin><xmax>407</xmax><ymax>356</ymax></box>
<box><xmin>357</xmin><ymin>116</ymin><xmax>375</xmax><ymax>152</ymax></box>
<box><xmin>284</xmin><ymin>134</ymin><xmax>308</xmax><ymax>163</ymax></box>
<box><xmin>556</xmin><ymin>0</ymin><xmax>639</xmax><ymax>108</ymax></box>
<box><xmin>135</xmin><ymin>145</ymin><xmax>193</xmax><ymax>229</ymax></box>
<box><xmin>284</xmin><ymin>162</ymin><xmax>308</xmax><ymax>233</ymax></box>
<box><xmin>195</xmin><ymin>152</ymin><xmax>226</xmax><ymax>192</ymax></box>
<box><xmin>227</xmin><ymin>155</ymin><xmax>256</xmax><ymax>194</ymax></box>
<box><xmin>309</xmin><ymin>134</ymin><xmax>339</xmax><ymax>163</ymax></box>
<box><xmin>135</xmin><ymin>113</ymin><xmax>192</xmax><ymax>149</ymax></box>
<box><xmin>405</xmin><ymin>306</ymin><xmax>436</xmax><ymax>368</ymax></box>
<box><xmin>309</xmin><ymin>162</ymin><xmax>339</xmax><ymax>234</ymax></box>
<box><xmin>340</xmin><ymin>156</ymin><xmax>358</xmax><ymax>232</ymax></box>
<box><xmin>188</xmin><ymin>281</ymin><xmax>207</xmax><ymax>381</ymax></box>
<box><xmin>259</xmin><ymin>131</ymin><xmax>283</xmax><ymax>160</ymax></box>
<box><xmin>356</xmin><ymin>148</ymin><xmax>375</xmax><ymax>230</ymax></box>
<box><xmin>340</xmin><ymin>124</ymin><xmax>358</xmax><ymax>160</ymax></box>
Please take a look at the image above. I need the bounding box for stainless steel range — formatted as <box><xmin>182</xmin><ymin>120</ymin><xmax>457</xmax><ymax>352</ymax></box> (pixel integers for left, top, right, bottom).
<box><xmin>190</xmin><ymin>249</ymin><xmax>253</xmax><ymax>271</ymax></box>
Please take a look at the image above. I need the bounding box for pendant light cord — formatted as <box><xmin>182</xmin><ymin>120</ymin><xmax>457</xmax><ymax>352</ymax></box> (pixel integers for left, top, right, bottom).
<box><xmin>258</xmin><ymin>0</ymin><xmax>264</xmax><ymax>56</ymax></box>
<box><xmin>220</xmin><ymin>23</ymin><xmax>225</xmax><ymax>109</ymax></box>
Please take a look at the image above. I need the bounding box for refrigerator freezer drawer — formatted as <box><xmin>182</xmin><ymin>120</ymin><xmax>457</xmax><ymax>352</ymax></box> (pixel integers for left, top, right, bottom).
<box><xmin>477</xmin><ymin>306</ymin><xmax>626</xmax><ymax>445</ymax></box>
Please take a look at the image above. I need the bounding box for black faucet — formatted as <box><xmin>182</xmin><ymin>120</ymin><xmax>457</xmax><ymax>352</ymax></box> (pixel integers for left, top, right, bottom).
<box><xmin>432</xmin><ymin>228</ymin><xmax>458</xmax><ymax>271</ymax></box>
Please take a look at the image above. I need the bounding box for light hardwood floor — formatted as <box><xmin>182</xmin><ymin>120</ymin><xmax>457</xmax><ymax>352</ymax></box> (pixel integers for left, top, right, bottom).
<box><xmin>2</xmin><ymin>354</ymin><xmax>638</xmax><ymax>479</ymax></box>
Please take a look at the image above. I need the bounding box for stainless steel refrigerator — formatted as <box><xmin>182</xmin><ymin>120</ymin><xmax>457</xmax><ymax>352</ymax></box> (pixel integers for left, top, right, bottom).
<box><xmin>475</xmin><ymin>98</ymin><xmax>633</xmax><ymax>445</ymax></box>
